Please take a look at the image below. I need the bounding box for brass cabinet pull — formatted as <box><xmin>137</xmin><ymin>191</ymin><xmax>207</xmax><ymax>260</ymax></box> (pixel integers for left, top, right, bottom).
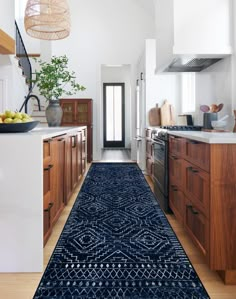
<box><xmin>44</xmin><ymin>164</ymin><xmax>53</xmax><ymax>171</ymax></box>
<box><xmin>44</xmin><ymin>202</ymin><xmax>54</xmax><ymax>212</ymax></box>
<box><xmin>187</xmin><ymin>166</ymin><xmax>199</xmax><ymax>173</ymax></box>
<box><xmin>188</xmin><ymin>140</ymin><xmax>199</xmax><ymax>144</ymax></box>
<box><xmin>44</xmin><ymin>138</ymin><xmax>53</xmax><ymax>143</ymax></box>
<box><xmin>71</xmin><ymin>135</ymin><xmax>77</xmax><ymax>148</ymax></box>
<box><xmin>171</xmin><ymin>185</ymin><xmax>178</xmax><ymax>192</ymax></box>
<box><xmin>187</xmin><ymin>204</ymin><xmax>199</xmax><ymax>215</ymax></box>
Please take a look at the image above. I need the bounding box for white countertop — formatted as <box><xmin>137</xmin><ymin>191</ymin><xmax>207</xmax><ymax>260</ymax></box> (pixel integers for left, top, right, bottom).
<box><xmin>168</xmin><ymin>131</ymin><xmax>236</xmax><ymax>144</ymax></box>
<box><xmin>0</xmin><ymin>126</ymin><xmax>86</xmax><ymax>139</ymax></box>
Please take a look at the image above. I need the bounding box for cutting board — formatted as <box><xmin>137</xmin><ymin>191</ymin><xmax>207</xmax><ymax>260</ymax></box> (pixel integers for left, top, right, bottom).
<box><xmin>148</xmin><ymin>104</ymin><xmax>161</xmax><ymax>126</ymax></box>
<box><xmin>160</xmin><ymin>100</ymin><xmax>175</xmax><ymax>126</ymax></box>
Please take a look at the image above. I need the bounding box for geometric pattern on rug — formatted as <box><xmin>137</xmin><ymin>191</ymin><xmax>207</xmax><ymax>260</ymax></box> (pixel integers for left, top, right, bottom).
<box><xmin>33</xmin><ymin>163</ymin><xmax>210</xmax><ymax>298</ymax></box>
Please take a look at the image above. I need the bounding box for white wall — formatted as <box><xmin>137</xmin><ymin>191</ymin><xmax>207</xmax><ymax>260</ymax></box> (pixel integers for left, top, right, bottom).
<box><xmin>15</xmin><ymin>0</ymin><xmax>41</xmax><ymax>54</ymax></box>
<box><xmin>0</xmin><ymin>0</ymin><xmax>15</xmax><ymax>37</ymax></box>
<box><xmin>101</xmin><ymin>65</ymin><xmax>131</xmax><ymax>149</ymax></box>
<box><xmin>51</xmin><ymin>0</ymin><xmax>156</xmax><ymax>160</ymax></box>
<box><xmin>144</xmin><ymin>39</ymin><xmax>181</xmax><ymax>127</ymax></box>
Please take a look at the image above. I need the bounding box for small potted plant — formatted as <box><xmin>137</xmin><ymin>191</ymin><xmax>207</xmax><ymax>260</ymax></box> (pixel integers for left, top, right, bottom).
<box><xmin>33</xmin><ymin>55</ymin><xmax>86</xmax><ymax>126</ymax></box>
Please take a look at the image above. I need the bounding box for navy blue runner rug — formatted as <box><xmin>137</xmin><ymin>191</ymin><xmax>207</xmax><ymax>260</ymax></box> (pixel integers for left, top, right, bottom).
<box><xmin>33</xmin><ymin>162</ymin><xmax>210</xmax><ymax>298</ymax></box>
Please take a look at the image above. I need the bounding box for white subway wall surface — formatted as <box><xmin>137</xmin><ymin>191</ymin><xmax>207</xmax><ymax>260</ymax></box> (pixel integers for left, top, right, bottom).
<box><xmin>51</xmin><ymin>0</ymin><xmax>156</xmax><ymax>160</ymax></box>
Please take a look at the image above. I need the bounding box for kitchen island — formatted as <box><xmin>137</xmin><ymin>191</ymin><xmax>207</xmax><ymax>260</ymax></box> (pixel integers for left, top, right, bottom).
<box><xmin>0</xmin><ymin>126</ymin><xmax>86</xmax><ymax>273</ymax></box>
<box><xmin>168</xmin><ymin>130</ymin><xmax>236</xmax><ymax>284</ymax></box>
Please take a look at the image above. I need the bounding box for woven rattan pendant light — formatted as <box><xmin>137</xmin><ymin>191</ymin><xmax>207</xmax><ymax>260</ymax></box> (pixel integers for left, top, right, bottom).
<box><xmin>24</xmin><ymin>0</ymin><xmax>70</xmax><ymax>40</ymax></box>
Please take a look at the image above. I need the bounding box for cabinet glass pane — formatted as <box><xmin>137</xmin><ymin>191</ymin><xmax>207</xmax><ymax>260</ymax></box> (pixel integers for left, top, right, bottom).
<box><xmin>77</xmin><ymin>104</ymin><xmax>88</xmax><ymax>123</ymax></box>
<box><xmin>62</xmin><ymin>103</ymin><xmax>74</xmax><ymax>122</ymax></box>
<box><xmin>106</xmin><ymin>86</ymin><xmax>122</xmax><ymax>141</ymax></box>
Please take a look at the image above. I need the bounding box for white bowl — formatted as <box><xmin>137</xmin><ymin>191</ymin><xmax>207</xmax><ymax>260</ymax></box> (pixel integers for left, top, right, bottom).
<box><xmin>211</xmin><ymin>120</ymin><xmax>227</xmax><ymax>130</ymax></box>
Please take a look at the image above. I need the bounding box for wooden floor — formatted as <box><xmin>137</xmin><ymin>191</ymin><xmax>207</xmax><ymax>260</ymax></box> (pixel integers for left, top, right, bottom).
<box><xmin>101</xmin><ymin>148</ymin><xmax>131</xmax><ymax>161</ymax></box>
<box><xmin>0</xmin><ymin>156</ymin><xmax>236</xmax><ymax>298</ymax></box>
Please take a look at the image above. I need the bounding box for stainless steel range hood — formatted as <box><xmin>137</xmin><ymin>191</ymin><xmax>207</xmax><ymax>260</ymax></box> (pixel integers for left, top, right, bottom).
<box><xmin>164</xmin><ymin>57</ymin><xmax>223</xmax><ymax>72</ymax></box>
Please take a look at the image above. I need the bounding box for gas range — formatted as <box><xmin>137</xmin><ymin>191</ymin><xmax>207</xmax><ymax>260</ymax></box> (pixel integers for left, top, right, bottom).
<box><xmin>152</xmin><ymin>125</ymin><xmax>203</xmax><ymax>141</ymax></box>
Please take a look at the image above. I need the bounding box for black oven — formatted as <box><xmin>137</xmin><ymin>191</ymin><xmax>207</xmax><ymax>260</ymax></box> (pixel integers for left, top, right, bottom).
<box><xmin>153</xmin><ymin>135</ymin><xmax>169</xmax><ymax>212</ymax></box>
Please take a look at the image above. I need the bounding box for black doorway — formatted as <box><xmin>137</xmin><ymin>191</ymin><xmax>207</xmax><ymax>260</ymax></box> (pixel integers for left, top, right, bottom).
<box><xmin>103</xmin><ymin>83</ymin><xmax>125</xmax><ymax>148</ymax></box>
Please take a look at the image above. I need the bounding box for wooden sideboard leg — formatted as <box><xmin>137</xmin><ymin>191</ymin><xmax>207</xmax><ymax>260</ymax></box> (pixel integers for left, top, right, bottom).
<box><xmin>217</xmin><ymin>270</ymin><xmax>236</xmax><ymax>284</ymax></box>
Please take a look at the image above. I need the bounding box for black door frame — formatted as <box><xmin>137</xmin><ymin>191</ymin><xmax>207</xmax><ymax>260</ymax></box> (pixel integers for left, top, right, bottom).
<box><xmin>103</xmin><ymin>83</ymin><xmax>125</xmax><ymax>148</ymax></box>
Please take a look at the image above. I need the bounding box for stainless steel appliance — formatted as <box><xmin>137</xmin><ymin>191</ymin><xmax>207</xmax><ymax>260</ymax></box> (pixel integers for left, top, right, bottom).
<box><xmin>152</xmin><ymin>125</ymin><xmax>202</xmax><ymax>213</ymax></box>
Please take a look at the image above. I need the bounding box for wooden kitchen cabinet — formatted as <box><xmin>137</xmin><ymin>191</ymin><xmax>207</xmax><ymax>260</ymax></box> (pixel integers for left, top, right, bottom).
<box><xmin>185</xmin><ymin>198</ymin><xmax>209</xmax><ymax>258</ymax></box>
<box><xmin>43</xmin><ymin>128</ymin><xmax>87</xmax><ymax>246</ymax></box>
<box><xmin>185</xmin><ymin>139</ymin><xmax>210</xmax><ymax>172</ymax></box>
<box><xmin>169</xmin><ymin>134</ymin><xmax>236</xmax><ymax>284</ymax></box>
<box><xmin>43</xmin><ymin>138</ymin><xmax>54</xmax><ymax>246</ymax></box>
<box><xmin>60</xmin><ymin>98</ymin><xmax>93</xmax><ymax>162</ymax></box>
<box><xmin>169</xmin><ymin>184</ymin><xmax>185</xmax><ymax>225</ymax></box>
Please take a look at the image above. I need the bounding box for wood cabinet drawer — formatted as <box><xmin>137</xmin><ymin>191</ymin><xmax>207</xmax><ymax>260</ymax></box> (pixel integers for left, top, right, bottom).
<box><xmin>184</xmin><ymin>161</ymin><xmax>210</xmax><ymax>215</ymax></box>
<box><xmin>169</xmin><ymin>155</ymin><xmax>184</xmax><ymax>190</ymax></box>
<box><xmin>169</xmin><ymin>135</ymin><xmax>185</xmax><ymax>157</ymax></box>
<box><xmin>169</xmin><ymin>184</ymin><xmax>185</xmax><ymax>225</ymax></box>
<box><xmin>43</xmin><ymin>138</ymin><xmax>53</xmax><ymax>160</ymax></box>
<box><xmin>185</xmin><ymin>200</ymin><xmax>209</xmax><ymax>259</ymax></box>
<box><xmin>185</xmin><ymin>139</ymin><xmax>210</xmax><ymax>172</ymax></box>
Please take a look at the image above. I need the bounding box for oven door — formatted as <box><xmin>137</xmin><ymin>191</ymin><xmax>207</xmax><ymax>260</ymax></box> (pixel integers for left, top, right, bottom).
<box><xmin>153</xmin><ymin>138</ymin><xmax>168</xmax><ymax>196</ymax></box>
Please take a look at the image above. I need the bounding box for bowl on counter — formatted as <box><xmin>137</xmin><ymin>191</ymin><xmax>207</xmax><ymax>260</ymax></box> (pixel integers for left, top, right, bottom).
<box><xmin>211</xmin><ymin>120</ymin><xmax>227</xmax><ymax>130</ymax></box>
<box><xmin>0</xmin><ymin>121</ymin><xmax>40</xmax><ymax>133</ymax></box>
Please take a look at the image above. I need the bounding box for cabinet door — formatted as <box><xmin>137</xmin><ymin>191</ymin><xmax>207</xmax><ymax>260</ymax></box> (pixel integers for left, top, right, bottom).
<box><xmin>76</xmin><ymin>100</ymin><xmax>92</xmax><ymax>124</ymax></box>
<box><xmin>184</xmin><ymin>161</ymin><xmax>210</xmax><ymax>215</ymax></box>
<box><xmin>77</xmin><ymin>131</ymin><xmax>82</xmax><ymax>181</ymax></box>
<box><xmin>185</xmin><ymin>199</ymin><xmax>209</xmax><ymax>259</ymax></box>
<box><xmin>169</xmin><ymin>184</ymin><xmax>185</xmax><ymax>225</ymax></box>
<box><xmin>53</xmin><ymin>136</ymin><xmax>66</xmax><ymax>223</ymax></box>
<box><xmin>81</xmin><ymin>128</ymin><xmax>86</xmax><ymax>174</ymax></box>
<box><xmin>64</xmin><ymin>135</ymin><xmax>72</xmax><ymax>204</ymax></box>
<box><xmin>43</xmin><ymin>138</ymin><xmax>54</xmax><ymax>246</ymax></box>
<box><xmin>185</xmin><ymin>139</ymin><xmax>210</xmax><ymax>172</ymax></box>
<box><xmin>169</xmin><ymin>155</ymin><xmax>184</xmax><ymax>190</ymax></box>
<box><xmin>71</xmin><ymin>134</ymin><xmax>78</xmax><ymax>189</ymax></box>
<box><xmin>169</xmin><ymin>135</ymin><xmax>185</xmax><ymax>157</ymax></box>
<box><xmin>60</xmin><ymin>101</ymin><xmax>76</xmax><ymax>124</ymax></box>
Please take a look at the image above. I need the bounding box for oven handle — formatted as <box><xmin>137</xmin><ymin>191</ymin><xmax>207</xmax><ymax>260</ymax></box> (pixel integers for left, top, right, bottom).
<box><xmin>153</xmin><ymin>139</ymin><xmax>166</xmax><ymax>146</ymax></box>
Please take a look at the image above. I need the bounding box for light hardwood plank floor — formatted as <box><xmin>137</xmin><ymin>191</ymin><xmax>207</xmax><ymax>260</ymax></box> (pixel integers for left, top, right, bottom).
<box><xmin>0</xmin><ymin>164</ymin><xmax>236</xmax><ymax>298</ymax></box>
<box><xmin>101</xmin><ymin>149</ymin><xmax>131</xmax><ymax>162</ymax></box>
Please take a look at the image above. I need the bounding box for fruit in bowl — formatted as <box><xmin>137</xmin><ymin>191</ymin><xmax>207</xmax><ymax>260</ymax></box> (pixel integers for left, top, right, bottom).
<box><xmin>0</xmin><ymin>110</ymin><xmax>39</xmax><ymax>132</ymax></box>
<box><xmin>0</xmin><ymin>110</ymin><xmax>33</xmax><ymax>124</ymax></box>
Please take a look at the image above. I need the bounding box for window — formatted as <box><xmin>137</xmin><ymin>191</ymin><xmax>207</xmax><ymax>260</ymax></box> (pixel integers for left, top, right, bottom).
<box><xmin>181</xmin><ymin>73</ymin><xmax>196</xmax><ymax>113</ymax></box>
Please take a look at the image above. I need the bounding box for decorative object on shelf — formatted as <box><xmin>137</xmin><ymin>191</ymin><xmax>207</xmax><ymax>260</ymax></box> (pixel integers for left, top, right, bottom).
<box><xmin>32</xmin><ymin>55</ymin><xmax>86</xmax><ymax>126</ymax></box>
<box><xmin>24</xmin><ymin>0</ymin><xmax>71</xmax><ymax>40</ymax></box>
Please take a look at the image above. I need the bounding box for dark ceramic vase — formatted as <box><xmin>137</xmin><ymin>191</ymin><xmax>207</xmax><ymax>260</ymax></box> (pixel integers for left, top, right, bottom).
<box><xmin>45</xmin><ymin>100</ymin><xmax>63</xmax><ymax>127</ymax></box>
